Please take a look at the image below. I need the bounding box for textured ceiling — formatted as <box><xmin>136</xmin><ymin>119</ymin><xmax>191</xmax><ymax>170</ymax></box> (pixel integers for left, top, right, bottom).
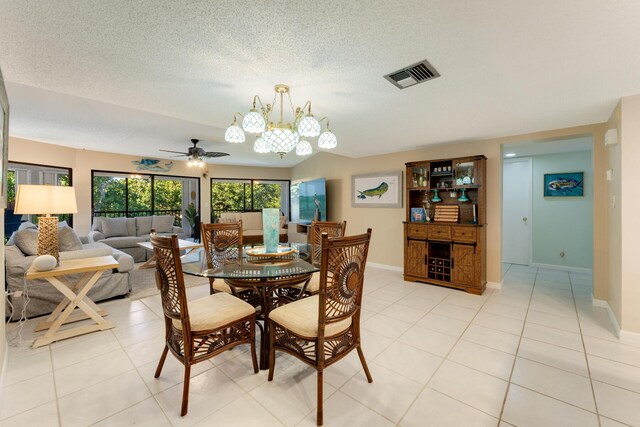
<box><xmin>1</xmin><ymin>0</ymin><xmax>639</xmax><ymax>167</ymax></box>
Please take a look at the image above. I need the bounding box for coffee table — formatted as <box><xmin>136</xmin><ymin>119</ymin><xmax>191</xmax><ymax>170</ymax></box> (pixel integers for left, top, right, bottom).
<box><xmin>136</xmin><ymin>239</ymin><xmax>203</xmax><ymax>269</ymax></box>
<box><xmin>27</xmin><ymin>256</ymin><xmax>119</xmax><ymax>348</ymax></box>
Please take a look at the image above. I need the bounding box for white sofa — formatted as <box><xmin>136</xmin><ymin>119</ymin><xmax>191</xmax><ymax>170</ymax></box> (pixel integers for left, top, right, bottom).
<box><xmin>5</xmin><ymin>232</ymin><xmax>134</xmax><ymax>320</ymax></box>
<box><xmin>88</xmin><ymin>215</ymin><xmax>184</xmax><ymax>262</ymax></box>
<box><xmin>218</xmin><ymin>212</ymin><xmax>288</xmax><ymax>245</ymax></box>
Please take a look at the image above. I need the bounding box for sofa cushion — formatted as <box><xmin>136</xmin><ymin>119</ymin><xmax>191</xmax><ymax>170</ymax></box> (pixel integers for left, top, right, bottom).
<box><xmin>13</xmin><ymin>228</ymin><xmax>39</xmax><ymax>256</ymax></box>
<box><xmin>241</xmin><ymin>212</ymin><xmax>262</xmax><ymax>231</ymax></box>
<box><xmin>136</xmin><ymin>216</ymin><xmax>153</xmax><ymax>236</ymax></box>
<box><xmin>103</xmin><ymin>217</ymin><xmax>129</xmax><ymax>238</ymax></box>
<box><xmin>126</xmin><ymin>218</ymin><xmax>136</xmax><ymax>236</ymax></box>
<box><xmin>60</xmin><ymin>243</ymin><xmax>112</xmax><ymax>260</ymax></box>
<box><xmin>219</xmin><ymin>212</ymin><xmax>241</xmax><ymax>224</ymax></box>
<box><xmin>58</xmin><ymin>226</ymin><xmax>83</xmax><ymax>252</ymax></box>
<box><xmin>152</xmin><ymin>215</ymin><xmax>174</xmax><ymax>233</ymax></box>
<box><xmin>92</xmin><ymin>217</ymin><xmax>105</xmax><ymax>233</ymax></box>
<box><xmin>19</xmin><ymin>221</ymin><xmax>38</xmax><ymax>231</ymax></box>
<box><xmin>100</xmin><ymin>236</ymin><xmax>146</xmax><ymax>249</ymax></box>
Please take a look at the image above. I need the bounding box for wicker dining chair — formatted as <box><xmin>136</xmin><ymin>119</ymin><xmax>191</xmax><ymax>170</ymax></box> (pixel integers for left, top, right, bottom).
<box><xmin>200</xmin><ymin>221</ymin><xmax>260</xmax><ymax>305</ymax></box>
<box><xmin>151</xmin><ymin>233</ymin><xmax>258</xmax><ymax>416</ymax></box>
<box><xmin>268</xmin><ymin>229</ymin><xmax>373</xmax><ymax>426</ymax></box>
<box><xmin>288</xmin><ymin>221</ymin><xmax>347</xmax><ymax>297</ymax></box>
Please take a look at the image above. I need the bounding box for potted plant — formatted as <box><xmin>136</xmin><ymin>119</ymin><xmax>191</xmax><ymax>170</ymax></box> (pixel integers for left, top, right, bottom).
<box><xmin>184</xmin><ymin>203</ymin><xmax>198</xmax><ymax>238</ymax></box>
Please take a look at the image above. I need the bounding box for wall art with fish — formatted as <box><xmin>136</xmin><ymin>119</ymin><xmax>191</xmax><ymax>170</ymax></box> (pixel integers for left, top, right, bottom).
<box><xmin>543</xmin><ymin>171</ymin><xmax>584</xmax><ymax>197</ymax></box>
<box><xmin>351</xmin><ymin>171</ymin><xmax>402</xmax><ymax>208</ymax></box>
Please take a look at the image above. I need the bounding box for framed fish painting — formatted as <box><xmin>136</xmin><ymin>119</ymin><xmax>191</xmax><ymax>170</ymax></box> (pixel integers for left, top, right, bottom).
<box><xmin>543</xmin><ymin>172</ymin><xmax>584</xmax><ymax>197</ymax></box>
<box><xmin>352</xmin><ymin>171</ymin><xmax>402</xmax><ymax>208</ymax></box>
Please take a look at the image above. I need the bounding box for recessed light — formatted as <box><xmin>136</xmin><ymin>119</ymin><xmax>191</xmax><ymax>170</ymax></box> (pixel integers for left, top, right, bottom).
<box><xmin>504</xmin><ymin>153</ymin><xmax>516</xmax><ymax>158</ymax></box>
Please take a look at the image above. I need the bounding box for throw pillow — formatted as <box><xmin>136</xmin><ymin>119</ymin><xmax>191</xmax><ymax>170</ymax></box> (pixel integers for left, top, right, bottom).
<box><xmin>280</xmin><ymin>214</ymin><xmax>286</xmax><ymax>228</ymax></box>
<box><xmin>152</xmin><ymin>215</ymin><xmax>174</xmax><ymax>233</ymax></box>
<box><xmin>103</xmin><ymin>217</ymin><xmax>128</xmax><ymax>238</ymax></box>
<box><xmin>14</xmin><ymin>228</ymin><xmax>39</xmax><ymax>256</ymax></box>
<box><xmin>18</xmin><ymin>221</ymin><xmax>38</xmax><ymax>231</ymax></box>
<box><xmin>58</xmin><ymin>225</ymin><xmax>83</xmax><ymax>252</ymax></box>
<box><xmin>136</xmin><ymin>216</ymin><xmax>153</xmax><ymax>236</ymax></box>
<box><xmin>91</xmin><ymin>217</ymin><xmax>105</xmax><ymax>233</ymax></box>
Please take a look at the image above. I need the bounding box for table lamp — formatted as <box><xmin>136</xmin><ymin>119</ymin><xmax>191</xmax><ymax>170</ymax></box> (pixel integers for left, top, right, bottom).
<box><xmin>14</xmin><ymin>184</ymin><xmax>78</xmax><ymax>263</ymax></box>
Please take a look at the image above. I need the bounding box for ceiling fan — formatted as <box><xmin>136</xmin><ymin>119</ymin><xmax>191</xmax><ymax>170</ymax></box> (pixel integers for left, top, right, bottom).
<box><xmin>160</xmin><ymin>139</ymin><xmax>229</xmax><ymax>167</ymax></box>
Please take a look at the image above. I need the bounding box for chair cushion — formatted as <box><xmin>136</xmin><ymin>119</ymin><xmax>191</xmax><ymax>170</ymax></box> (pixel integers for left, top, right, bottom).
<box><xmin>269</xmin><ymin>295</ymin><xmax>351</xmax><ymax>338</ymax></box>
<box><xmin>103</xmin><ymin>217</ymin><xmax>128</xmax><ymax>238</ymax></box>
<box><xmin>13</xmin><ymin>228</ymin><xmax>38</xmax><ymax>256</ymax></box>
<box><xmin>136</xmin><ymin>216</ymin><xmax>153</xmax><ymax>236</ymax></box>
<box><xmin>172</xmin><ymin>293</ymin><xmax>254</xmax><ymax>332</ymax></box>
<box><xmin>152</xmin><ymin>215</ymin><xmax>174</xmax><ymax>233</ymax></box>
<box><xmin>291</xmin><ymin>273</ymin><xmax>320</xmax><ymax>293</ymax></box>
<box><xmin>58</xmin><ymin>225</ymin><xmax>83</xmax><ymax>252</ymax></box>
<box><xmin>213</xmin><ymin>281</ymin><xmax>232</xmax><ymax>293</ymax></box>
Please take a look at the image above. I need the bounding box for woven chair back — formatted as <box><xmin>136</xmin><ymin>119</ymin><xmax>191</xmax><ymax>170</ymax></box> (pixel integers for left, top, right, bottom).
<box><xmin>310</xmin><ymin>221</ymin><xmax>347</xmax><ymax>266</ymax></box>
<box><xmin>150</xmin><ymin>233</ymin><xmax>188</xmax><ymax>324</ymax></box>
<box><xmin>318</xmin><ymin>229</ymin><xmax>371</xmax><ymax>326</ymax></box>
<box><xmin>201</xmin><ymin>221</ymin><xmax>243</xmax><ymax>269</ymax></box>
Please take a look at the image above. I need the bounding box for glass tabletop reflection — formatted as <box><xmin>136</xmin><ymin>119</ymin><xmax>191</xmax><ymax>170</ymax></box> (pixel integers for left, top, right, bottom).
<box><xmin>181</xmin><ymin>244</ymin><xmax>318</xmax><ymax>280</ymax></box>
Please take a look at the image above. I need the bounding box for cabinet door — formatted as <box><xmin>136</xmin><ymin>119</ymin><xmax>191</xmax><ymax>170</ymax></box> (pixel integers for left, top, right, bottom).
<box><xmin>452</xmin><ymin>244</ymin><xmax>475</xmax><ymax>285</ymax></box>
<box><xmin>406</xmin><ymin>240</ymin><xmax>426</xmax><ymax>278</ymax></box>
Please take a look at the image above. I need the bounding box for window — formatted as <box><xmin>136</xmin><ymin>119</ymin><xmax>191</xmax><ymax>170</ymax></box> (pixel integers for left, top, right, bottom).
<box><xmin>92</xmin><ymin>171</ymin><xmax>200</xmax><ymax>231</ymax></box>
<box><xmin>5</xmin><ymin>162</ymin><xmax>73</xmax><ymax>237</ymax></box>
<box><xmin>210</xmin><ymin>178</ymin><xmax>289</xmax><ymax>222</ymax></box>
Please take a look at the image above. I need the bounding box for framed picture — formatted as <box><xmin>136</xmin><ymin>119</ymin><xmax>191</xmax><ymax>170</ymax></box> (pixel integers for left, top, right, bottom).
<box><xmin>0</xmin><ymin>66</ymin><xmax>9</xmax><ymax>207</ymax></box>
<box><xmin>543</xmin><ymin>172</ymin><xmax>584</xmax><ymax>197</ymax></box>
<box><xmin>410</xmin><ymin>207</ymin><xmax>427</xmax><ymax>222</ymax></box>
<box><xmin>352</xmin><ymin>171</ymin><xmax>402</xmax><ymax>208</ymax></box>
<box><xmin>351</xmin><ymin>171</ymin><xmax>402</xmax><ymax>208</ymax></box>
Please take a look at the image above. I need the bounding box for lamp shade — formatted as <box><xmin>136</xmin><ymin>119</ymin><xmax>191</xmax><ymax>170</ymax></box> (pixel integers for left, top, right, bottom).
<box><xmin>15</xmin><ymin>185</ymin><xmax>78</xmax><ymax>215</ymax></box>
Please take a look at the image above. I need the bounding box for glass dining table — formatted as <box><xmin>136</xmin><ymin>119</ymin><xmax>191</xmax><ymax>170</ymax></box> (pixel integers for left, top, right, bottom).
<box><xmin>181</xmin><ymin>244</ymin><xmax>319</xmax><ymax>370</ymax></box>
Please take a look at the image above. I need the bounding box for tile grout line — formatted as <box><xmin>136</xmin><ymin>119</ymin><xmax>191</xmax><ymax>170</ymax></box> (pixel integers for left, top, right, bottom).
<box><xmin>569</xmin><ymin>272</ymin><xmax>602</xmax><ymax>427</ymax></box>
<box><xmin>497</xmin><ymin>266</ymin><xmax>538</xmax><ymax>424</ymax></box>
<box><xmin>394</xmin><ymin>285</ymin><xmax>505</xmax><ymax>425</ymax></box>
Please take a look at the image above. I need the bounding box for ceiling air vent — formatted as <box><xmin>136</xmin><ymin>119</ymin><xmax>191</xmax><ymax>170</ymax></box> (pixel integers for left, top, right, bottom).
<box><xmin>384</xmin><ymin>60</ymin><xmax>440</xmax><ymax>89</ymax></box>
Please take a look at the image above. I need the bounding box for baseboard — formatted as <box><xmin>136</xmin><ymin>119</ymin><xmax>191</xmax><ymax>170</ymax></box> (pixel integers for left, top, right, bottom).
<box><xmin>531</xmin><ymin>263</ymin><xmax>592</xmax><ymax>274</ymax></box>
<box><xmin>367</xmin><ymin>262</ymin><xmax>403</xmax><ymax>272</ymax></box>
<box><xmin>487</xmin><ymin>281</ymin><xmax>502</xmax><ymax>290</ymax></box>
<box><xmin>592</xmin><ymin>297</ymin><xmax>621</xmax><ymax>338</ymax></box>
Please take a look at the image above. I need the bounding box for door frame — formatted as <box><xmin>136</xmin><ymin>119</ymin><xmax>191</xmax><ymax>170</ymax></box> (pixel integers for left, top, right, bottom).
<box><xmin>502</xmin><ymin>156</ymin><xmax>533</xmax><ymax>266</ymax></box>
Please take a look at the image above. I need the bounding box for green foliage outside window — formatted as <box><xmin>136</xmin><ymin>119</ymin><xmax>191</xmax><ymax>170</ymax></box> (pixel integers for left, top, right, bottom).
<box><xmin>210</xmin><ymin>180</ymin><xmax>282</xmax><ymax>221</ymax></box>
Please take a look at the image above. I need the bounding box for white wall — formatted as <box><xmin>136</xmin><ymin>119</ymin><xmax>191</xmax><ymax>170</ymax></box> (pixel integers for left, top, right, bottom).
<box><xmin>532</xmin><ymin>150</ymin><xmax>593</xmax><ymax>269</ymax></box>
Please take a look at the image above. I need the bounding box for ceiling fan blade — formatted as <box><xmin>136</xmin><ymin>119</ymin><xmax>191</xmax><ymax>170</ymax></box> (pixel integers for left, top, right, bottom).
<box><xmin>204</xmin><ymin>152</ymin><xmax>230</xmax><ymax>158</ymax></box>
<box><xmin>160</xmin><ymin>149</ymin><xmax>189</xmax><ymax>155</ymax></box>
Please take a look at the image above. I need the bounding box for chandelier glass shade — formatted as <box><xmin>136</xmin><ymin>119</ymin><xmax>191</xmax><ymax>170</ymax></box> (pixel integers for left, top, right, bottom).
<box><xmin>224</xmin><ymin>84</ymin><xmax>337</xmax><ymax>157</ymax></box>
<box><xmin>253</xmin><ymin>137</ymin><xmax>270</xmax><ymax>154</ymax></box>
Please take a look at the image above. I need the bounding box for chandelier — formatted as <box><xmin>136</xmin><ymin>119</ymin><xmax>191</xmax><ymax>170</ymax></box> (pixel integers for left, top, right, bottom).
<box><xmin>224</xmin><ymin>84</ymin><xmax>337</xmax><ymax>157</ymax></box>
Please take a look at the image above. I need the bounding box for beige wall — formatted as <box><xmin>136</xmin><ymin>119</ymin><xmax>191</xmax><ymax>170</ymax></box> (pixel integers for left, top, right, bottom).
<box><xmin>617</xmin><ymin>95</ymin><xmax>640</xmax><ymax>332</ymax></box>
<box><xmin>8</xmin><ymin>137</ymin><xmax>291</xmax><ymax>234</ymax></box>
<box><xmin>293</xmin><ymin>124</ymin><xmax>607</xmax><ymax>290</ymax></box>
<box><xmin>606</xmin><ymin>103</ymin><xmax>622</xmax><ymax>324</ymax></box>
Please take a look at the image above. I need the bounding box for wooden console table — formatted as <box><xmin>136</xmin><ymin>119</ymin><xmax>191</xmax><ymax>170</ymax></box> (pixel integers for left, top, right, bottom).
<box><xmin>27</xmin><ymin>256</ymin><xmax>119</xmax><ymax>348</ymax></box>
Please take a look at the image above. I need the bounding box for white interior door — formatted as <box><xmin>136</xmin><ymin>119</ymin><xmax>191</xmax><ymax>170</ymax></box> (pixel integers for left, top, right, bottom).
<box><xmin>502</xmin><ymin>157</ymin><xmax>532</xmax><ymax>265</ymax></box>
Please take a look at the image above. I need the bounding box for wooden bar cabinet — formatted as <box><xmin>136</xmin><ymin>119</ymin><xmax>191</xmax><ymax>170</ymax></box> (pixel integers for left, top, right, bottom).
<box><xmin>403</xmin><ymin>155</ymin><xmax>487</xmax><ymax>294</ymax></box>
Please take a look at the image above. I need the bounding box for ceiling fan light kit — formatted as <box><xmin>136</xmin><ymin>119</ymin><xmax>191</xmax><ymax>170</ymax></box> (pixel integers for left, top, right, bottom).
<box><xmin>224</xmin><ymin>84</ymin><xmax>337</xmax><ymax>157</ymax></box>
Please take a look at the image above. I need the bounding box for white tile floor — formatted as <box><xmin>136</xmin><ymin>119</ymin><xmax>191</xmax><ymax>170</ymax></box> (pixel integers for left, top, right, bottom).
<box><xmin>2</xmin><ymin>264</ymin><xmax>640</xmax><ymax>426</ymax></box>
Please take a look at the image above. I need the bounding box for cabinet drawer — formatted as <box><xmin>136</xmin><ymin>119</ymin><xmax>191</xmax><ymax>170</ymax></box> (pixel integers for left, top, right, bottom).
<box><xmin>407</xmin><ymin>224</ymin><xmax>428</xmax><ymax>239</ymax></box>
<box><xmin>452</xmin><ymin>226</ymin><xmax>477</xmax><ymax>243</ymax></box>
<box><xmin>428</xmin><ymin>225</ymin><xmax>451</xmax><ymax>240</ymax></box>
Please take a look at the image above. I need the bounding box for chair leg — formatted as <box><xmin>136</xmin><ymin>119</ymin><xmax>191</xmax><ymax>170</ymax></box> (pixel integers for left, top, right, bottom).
<box><xmin>357</xmin><ymin>345</ymin><xmax>373</xmax><ymax>383</ymax></box>
<box><xmin>154</xmin><ymin>345</ymin><xmax>169</xmax><ymax>378</ymax></box>
<box><xmin>180</xmin><ymin>364</ymin><xmax>191</xmax><ymax>416</ymax></box>
<box><xmin>317</xmin><ymin>370</ymin><xmax>323</xmax><ymax>426</ymax></box>
<box><xmin>250</xmin><ymin>319</ymin><xmax>259</xmax><ymax>373</ymax></box>
<box><xmin>267</xmin><ymin>323</ymin><xmax>276</xmax><ymax>381</ymax></box>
